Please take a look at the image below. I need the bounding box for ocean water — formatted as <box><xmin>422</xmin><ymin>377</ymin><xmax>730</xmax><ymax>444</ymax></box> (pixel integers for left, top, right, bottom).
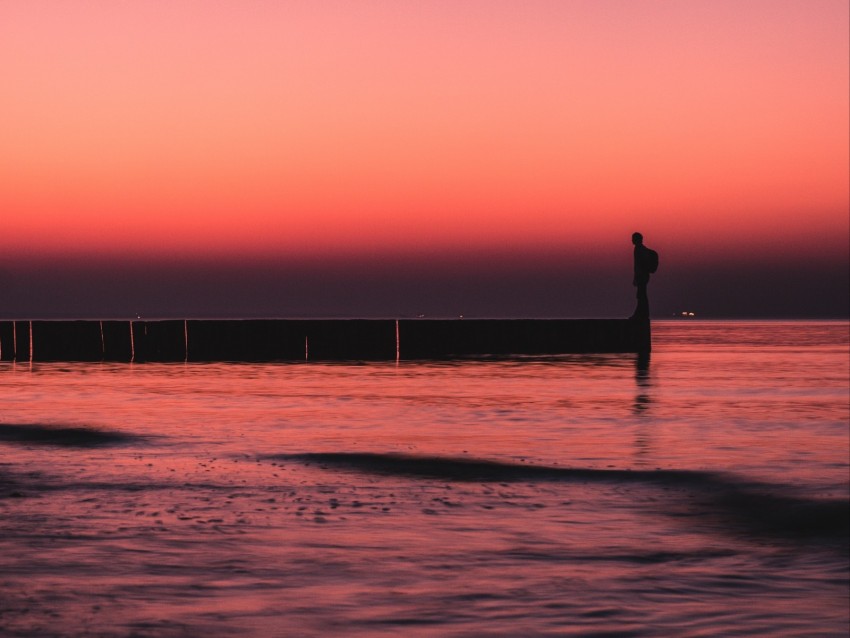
<box><xmin>1</xmin><ymin>320</ymin><xmax>847</xmax><ymax>637</ymax></box>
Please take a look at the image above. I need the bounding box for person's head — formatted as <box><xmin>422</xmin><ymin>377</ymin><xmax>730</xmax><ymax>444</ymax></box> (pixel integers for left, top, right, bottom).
<box><xmin>632</xmin><ymin>232</ymin><xmax>643</xmax><ymax>246</ymax></box>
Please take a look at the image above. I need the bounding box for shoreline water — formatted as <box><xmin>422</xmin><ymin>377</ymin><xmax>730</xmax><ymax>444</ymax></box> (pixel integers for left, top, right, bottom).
<box><xmin>1</xmin><ymin>320</ymin><xmax>847</xmax><ymax>636</ymax></box>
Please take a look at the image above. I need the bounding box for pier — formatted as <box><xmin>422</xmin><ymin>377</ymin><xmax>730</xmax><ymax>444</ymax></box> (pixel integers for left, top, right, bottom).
<box><xmin>0</xmin><ymin>318</ymin><xmax>650</xmax><ymax>363</ymax></box>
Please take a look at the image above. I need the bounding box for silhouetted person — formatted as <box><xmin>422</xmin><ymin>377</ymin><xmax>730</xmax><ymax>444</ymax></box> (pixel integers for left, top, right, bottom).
<box><xmin>630</xmin><ymin>232</ymin><xmax>657</xmax><ymax>320</ymax></box>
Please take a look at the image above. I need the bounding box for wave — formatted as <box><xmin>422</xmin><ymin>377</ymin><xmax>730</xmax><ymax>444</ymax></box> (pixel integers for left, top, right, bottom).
<box><xmin>0</xmin><ymin>423</ymin><xmax>140</xmax><ymax>447</ymax></box>
<box><xmin>276</xmin><ymin>452</ymin><xmax>850</xmax><ymax>540</ymax></box>
<box><xmin>276</xmin><ymin>452</ymin><xmax>712</xmax><ymax>482</ymax></box>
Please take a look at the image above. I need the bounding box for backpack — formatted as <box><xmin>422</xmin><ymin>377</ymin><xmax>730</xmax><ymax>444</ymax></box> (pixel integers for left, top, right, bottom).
<box><xmin>644</xmin><ymin>248</ymin><xmax>659</xmax><ymax>274</ymax></box>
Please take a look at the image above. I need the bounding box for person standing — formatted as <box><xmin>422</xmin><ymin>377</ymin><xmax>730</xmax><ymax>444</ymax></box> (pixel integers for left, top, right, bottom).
<box><xmin>630</xmin><ymin>232</ymin><xmax>657</xmax><ymax>320</ymax></box>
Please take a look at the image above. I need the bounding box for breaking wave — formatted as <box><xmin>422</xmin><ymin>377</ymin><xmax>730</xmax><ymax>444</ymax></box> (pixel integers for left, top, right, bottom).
<box><xmin>278</xmin><ymin>452</ymin><xmax>850</xmax><ymax>540</ymax></box>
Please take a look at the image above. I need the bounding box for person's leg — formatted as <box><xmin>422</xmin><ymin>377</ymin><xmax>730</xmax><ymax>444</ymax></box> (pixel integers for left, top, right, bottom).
<box><xmin>633</xmin><ymin>283</ymin><xmax>649</xmax><ymax>319</ymax></box>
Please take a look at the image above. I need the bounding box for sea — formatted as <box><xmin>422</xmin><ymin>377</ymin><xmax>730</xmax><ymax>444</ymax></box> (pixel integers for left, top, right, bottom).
<box><xmin>1</xmin><ymin>320</ymin><xmax>848</xmax><ymax>637</ymax></box>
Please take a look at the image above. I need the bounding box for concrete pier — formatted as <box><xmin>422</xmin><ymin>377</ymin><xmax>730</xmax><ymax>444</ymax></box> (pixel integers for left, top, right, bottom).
<box><xmin>0</xmin><ymin>318</ymin><xmax>650</xmax><ymax>363</ymax></box>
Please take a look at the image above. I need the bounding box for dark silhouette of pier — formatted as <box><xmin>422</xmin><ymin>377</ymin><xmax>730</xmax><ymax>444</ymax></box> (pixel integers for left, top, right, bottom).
<box><xmin>0</xmin><ymin>318</ymin><xmax>650</xmax><ymax>362</ymax></box>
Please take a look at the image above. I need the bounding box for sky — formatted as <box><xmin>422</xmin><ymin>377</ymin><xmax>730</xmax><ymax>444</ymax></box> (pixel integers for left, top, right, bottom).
<box><xmin>1</xmin><ymin>0</ymin><xmax>848</xmax><ymax>319</ymax></box>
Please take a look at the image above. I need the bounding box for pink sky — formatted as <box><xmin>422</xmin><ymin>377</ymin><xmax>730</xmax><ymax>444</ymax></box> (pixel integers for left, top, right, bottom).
<box><xmin>0</xmin><ymin>1</ymin><xmax>847</xmax><ymax>318</ymax></box>
<box><xmin>2</xmin><ymin>0</ymin><xmax>847</xmax><ymax>258</ymax></box>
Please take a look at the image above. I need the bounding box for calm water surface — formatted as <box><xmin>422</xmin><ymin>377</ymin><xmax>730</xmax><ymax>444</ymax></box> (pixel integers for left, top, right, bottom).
<box><xmin>1</xmin><ymin>321</ymin><xmax>848</xmax><ymax>636</ymax></box>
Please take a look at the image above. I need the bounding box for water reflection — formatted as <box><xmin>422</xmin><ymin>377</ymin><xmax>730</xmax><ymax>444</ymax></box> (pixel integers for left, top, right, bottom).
<box><xmin>633</xmin><ymin>352</ymin><xmax>652</xmax><ymax>415</ymax></box>
<box><xmin>0</xmin><ymin>325</ymin><xmax>848</xmax><ymax>637</ymax></box>
<box><xmin>633</xmin><ymin>352</ymin><xmax>654</xmax><ymax>463</ymax></box>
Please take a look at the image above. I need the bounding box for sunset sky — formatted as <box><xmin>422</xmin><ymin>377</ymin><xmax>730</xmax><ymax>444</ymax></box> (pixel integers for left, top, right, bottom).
<box><xmin>1</xmin><ymin>0</ymin><xmax>848</xmax><ymax>318</ymax></box>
